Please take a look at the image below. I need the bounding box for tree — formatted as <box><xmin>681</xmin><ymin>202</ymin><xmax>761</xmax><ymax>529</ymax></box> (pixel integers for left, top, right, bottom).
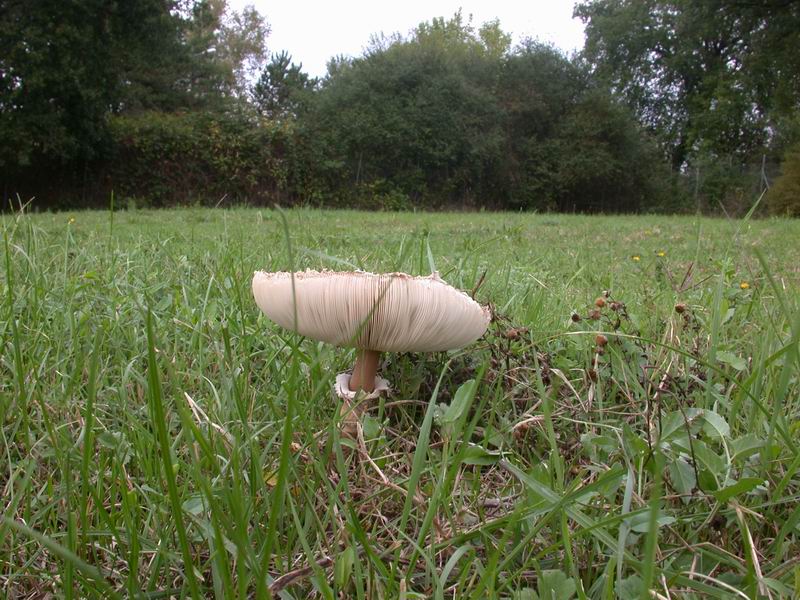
<box><xmin>575</xmin><ymin>0</ymin><xmax>800</xmax><ymax>170</ymax></box>
<box><xmin>183</xmin><ymin>0</ymin><xmax>270</xmax><ymax>100</ymax></box>
<box><xmin>548</xmin><ymin>90</ymin><xmax>668</xmax><ymax>212</ymax></box>
<box><xmin>495</xmin><ymin>42</ymin><xmax>586</xmax><ymax>208</ymax></box>
<box><xmin>252</xmin><ymin>51</ymin><xmax>315</xmax><ymax>120</ymax></box>
<box><xmin>0</xmin><ymin>0</ymin><xmax>269</xmax><ymax>187</ymax></box>
<box><xmin>0</xmin><ymin>0</ymin><xmax>191</xmax><ymax>168</ymax></box>
<box><xmin>305</xmin><ymin>13</ymin><xmax>507</xmax><ymax>205</ymax></box>
<box><xmin>300</xmin><ymin>16</ymin><xmax>668</xmax><ymax>211</ymax></box>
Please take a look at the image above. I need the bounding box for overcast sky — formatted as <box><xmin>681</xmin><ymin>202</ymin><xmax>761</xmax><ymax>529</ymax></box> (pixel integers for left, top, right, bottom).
<box><xmin>230</xmin><ymin>0</ymin><xmax>586</xmax><ymax>77</ymax></box>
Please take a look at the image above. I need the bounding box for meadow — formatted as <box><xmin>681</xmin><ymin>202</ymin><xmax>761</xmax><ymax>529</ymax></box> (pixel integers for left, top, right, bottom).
<box><xmin>1</xmin><ymin>207</ymin><xmax>799</xmax><ymax>599</ymax></box>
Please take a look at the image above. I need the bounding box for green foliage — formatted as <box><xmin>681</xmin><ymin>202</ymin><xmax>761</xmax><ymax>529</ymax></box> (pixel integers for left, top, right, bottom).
<box><xmin>183</xmin><ymin>0</ymin><xmax>270</xmax><ymax>100</ymax></box>
<box><xmin>305</xmin><ymin>14</ymin><xmax>506</xmax><ymax>206</ymax></box>
<box><xmin>107</xmin><ymin>110</ymin><xmax>288</xmax><ymax>205</ymax></box>
<box><xmin>0</xmin><ymin>0</ymin><xmax>187</xmax><ymax>168</ymax></box>
<box><xmin>576</xmin><ymin>0</ymin><xmax>800</xmax><ymax>211</ymax></box>
<box><xmin>302</xmin><ymin>18</ymin><xmax>667</xmax><ymax>211</ymax></box>
<box><xmin>767</xmin><ymin>144</ymin><xmax>800</xmax><ymax>216</ymax></box>
<box><xmin>252</xmin><ymin>51</ymin><xmax>316</xmax><ymax>120</ymax></box>
<box><xmin>0</xmin><ymin>0</ymin><xmax>268</xmax><ymax>175</ymax></box>
<box><xmin>2</xmin><ymin>6</ymin><xmax>708</xmax><ymax>213</ymax></box>
<box><xmin>576</xmin><ymin>0</ymin><xmax>800</xmax><ymax>168</ymax></box>
<box><xmin>497</xmin><ymin>44</ymin><xmax>676</xmax><ymax>212</ymax></box>
<box><xmin>548</xmin><ymin>92</ymin><xmax>648</xmax><ymax>211</ymax></box>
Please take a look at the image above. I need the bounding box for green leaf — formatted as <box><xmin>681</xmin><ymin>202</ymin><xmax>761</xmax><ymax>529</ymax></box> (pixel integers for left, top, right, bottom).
<box><xmin>659</xmin><ymin>411</ymin><xmax>685</xmax><ymax>441</ymax></box>
<box><xmin>181</xmin><ymin>494</ymin><xmax>207</xmax><ymax>516</ymax></box>
<box><xmin>361</xmin><ymin>414</ymin><xmax>382</xmax><ymax>440</ymax></box>
<box><xmin>672</xmin><ymin>439</ymin><xmax>724</xmax><ymax>474</ymax></box>
<box><xmin>717</xmin><ymin>351</ymin><xmax>747</xmax><ymax>371</ymax></box>
<box><xmin>96</xmin><ymin>431</ymin><xmax>122</xmax><ymax>449</ymax></box>
<box><xmin>697</xmin><ymin>467</ymin><xmax>720</xmax><ymax>492</ymax></box>
<box><xmin>712</xmin><ymin>478</ymin><xmax>764</xmax><ymax>504</ymax></box>
<box><xmin>534</xmin><ymin>569</ymin><xmax>576</xmax><ymax>600</ymax></box>
<box><xmin>702</xmin><ymin>410</ymin><xmax>731</xmax><ymax>440</ymax></box>
<box><xmin>624</xmin><ymin>511</ymin><xmax>676</xmax><ymax>533</ymax></box>
<box><xmin>721</xmin><ymin>307</ymin><xmax>736</xmax><ymax>325</ymax></box>
<box><xmin>615</xmin><ymin>574</ymin><xmax>643</xmax><ymax>599</ymax></box>
<box><xmin>334</xmin><ymin>545</ymin><xmax>355</xmax><ymax>590</ymax></box>
<box><xmin>668</xmin><ymin>457</ymin><xmax>696</xmax><ymax>497</ymax></box>
<box><xmin>442</xmin><ymin>379</ymin><xmax>477</xmax><ymax>424</ymax></box>
<box><xmin>622</xmin><ymin>423</ymin><xmax>648</xmax><ymax>460</ymax></box>
<box><xmin>731</xmin><ymin>434</ymin><xmax>765</xmax><ymax>461</ymax></box>
<box><xmin>660</xmin><ymin>409</ymin><xmax>703</xmax><ymax>441</ymax></box>
<box><xmin>461</xmin><ymin>445</ymin><xmax>501</xmax><ymax>466</ymax></box>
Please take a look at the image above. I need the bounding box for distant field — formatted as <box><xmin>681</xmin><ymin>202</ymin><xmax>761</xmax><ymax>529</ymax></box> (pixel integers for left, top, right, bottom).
<box><xmin>2</xmin><ymin>208</ymin><xmax>799</xmax><ymax>598</ymax></box>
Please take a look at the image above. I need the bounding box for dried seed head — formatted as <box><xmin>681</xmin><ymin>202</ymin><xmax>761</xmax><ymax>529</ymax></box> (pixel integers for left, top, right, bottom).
<box><xmin>504</xmin><ymin>327</ymin><xmax>529</xmax><ymax>339</ymax></box>
<box><xmin>674</xmin><ymin>303</ymin><xmax>688</xmax><ymax>314</ymax></box>
<box><xmin>595</xmin><ymin>345</ymin><xmax>605</xmax><ymax>355</ymax></box>
<box><xmin>512</xmin><ymin>421</ymin><xmax>532</xmax><ymax>440</ymax></box>
<box><xmin>595</xmin><ymin>297</ymin><xmax>606</xmax><ymax>308</ymax></box>
<box><xmin>588</xmin><ymin>309</ymin><xmax>601</xmax><ymax>320</ymax></box>
<box><xmin>588</xmin><ymin>368</ymin><xmax>598</xmax><ymax>382</ymax></box>
<box><xmin>595</xmin><ymin>334</ymin><xmax>608</xmax><ymax>347</ymax></box>
<box><xmin>609</xmin><ymin>301</ymin><xmax>622</xmax><ymax>311</ymax></box>
<box><xmin>571</xmin><ymin>312</ymin><xmax>582</xmax><ymax>323</ymax></box>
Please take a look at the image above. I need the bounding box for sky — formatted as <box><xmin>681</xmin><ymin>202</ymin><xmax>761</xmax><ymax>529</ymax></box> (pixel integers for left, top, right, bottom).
<box><xmin>230</xmin><ymin>0</ymin><xmax>586</xmax><ymax>78</ymax></box>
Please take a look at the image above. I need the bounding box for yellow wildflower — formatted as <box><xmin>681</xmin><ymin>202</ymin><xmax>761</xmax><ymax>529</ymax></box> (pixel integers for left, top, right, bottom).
<box><xmin>656</xmin><ymin>251</ymin><xmax>666</xmax><ymax>257</ymax></box>
<box><xmin>632</xmin><ymin>255</ymin><xmax>641</xmax><ymax>261</ymax></box>
<box><xmin>68</xmin><ymin>217</ymin><xmax>76</xmax><ymax>225</ymax></box>
<box><xmin>740</xmin><ymin>281</ymin><xmax>750</xmax><ymax>290</ymax></box>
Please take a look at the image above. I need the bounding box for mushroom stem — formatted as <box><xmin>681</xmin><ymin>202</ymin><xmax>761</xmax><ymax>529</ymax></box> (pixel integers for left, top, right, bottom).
<box><xmin>349</xmin><ymin>349</ymin><xmax>380</xmax><ymax>392</ymax></box>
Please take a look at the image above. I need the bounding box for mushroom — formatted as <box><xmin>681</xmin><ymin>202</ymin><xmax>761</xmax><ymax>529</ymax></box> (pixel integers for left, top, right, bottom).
<box><xmin>252</xmin><ymin>270</ymin><xmax>490</xmax><ymax>426</ymax></box>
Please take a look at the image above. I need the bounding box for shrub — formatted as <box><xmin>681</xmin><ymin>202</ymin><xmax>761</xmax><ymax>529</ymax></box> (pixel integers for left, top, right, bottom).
<box><xmin>767</xmin><ymin>144</ymin><xmax>800</xmax><ymax>216</ymax></box>
<box><xmin>107</xmin><ymin>110</ymin><xmax>290</xmax><ymax>206</ymax></box>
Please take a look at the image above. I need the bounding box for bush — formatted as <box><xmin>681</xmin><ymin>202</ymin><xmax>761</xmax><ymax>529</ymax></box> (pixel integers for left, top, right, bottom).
<box><xmin>767</xmin><ymin>144</ymin><xmax>800</xmax><ymax>216</ymax></box>
<box><xmin>107</xmin><ymin>110</ymin><xmax>290</xmax><ymax>206</ymax></box>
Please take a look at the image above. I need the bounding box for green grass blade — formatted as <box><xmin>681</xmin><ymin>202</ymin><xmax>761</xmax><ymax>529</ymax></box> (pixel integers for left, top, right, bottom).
<box><xmin>145</xmin><ymin>308</ymin><xmax>203</xmax><ymax>597</ymax></box>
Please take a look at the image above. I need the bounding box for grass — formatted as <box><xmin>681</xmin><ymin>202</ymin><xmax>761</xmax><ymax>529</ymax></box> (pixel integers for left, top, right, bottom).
<box><xmin>1</xmin><ymin>206</ymin><xmax>799</xmax><ymax>599</ymax></box>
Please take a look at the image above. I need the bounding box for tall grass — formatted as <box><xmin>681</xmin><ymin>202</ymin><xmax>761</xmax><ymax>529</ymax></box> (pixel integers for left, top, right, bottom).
<box><xmin>1</xmin><ymin>207</ymin><xmax>799</xmax><ymax>598</ymax></box>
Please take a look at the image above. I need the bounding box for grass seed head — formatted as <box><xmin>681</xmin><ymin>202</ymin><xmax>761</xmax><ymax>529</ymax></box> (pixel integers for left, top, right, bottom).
<box><xmin>503</xmin><ymin>327</ymin><xmax>528</xmax><ymax>339</ymax></box>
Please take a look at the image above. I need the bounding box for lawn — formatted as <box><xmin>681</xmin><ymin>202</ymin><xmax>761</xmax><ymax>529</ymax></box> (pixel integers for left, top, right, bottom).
<box><xmin>2</xmin><ymin>207</ymin><xmax>799</xmax><ymax>599</ymax></box>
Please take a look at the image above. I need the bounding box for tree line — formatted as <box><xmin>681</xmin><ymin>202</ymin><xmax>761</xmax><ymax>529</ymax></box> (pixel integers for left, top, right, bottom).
<box><xmin>2</xmin><ymin>0</ymin><xmax>798</xmax><ymax>214</ymax></box>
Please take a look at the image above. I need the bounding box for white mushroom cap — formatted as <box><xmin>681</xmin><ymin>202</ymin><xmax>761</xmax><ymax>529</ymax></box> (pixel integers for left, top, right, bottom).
<box><xmin>252</xmin><ymin>270</ymin><xmax>491</xmax><ymax>352</ymax></box>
